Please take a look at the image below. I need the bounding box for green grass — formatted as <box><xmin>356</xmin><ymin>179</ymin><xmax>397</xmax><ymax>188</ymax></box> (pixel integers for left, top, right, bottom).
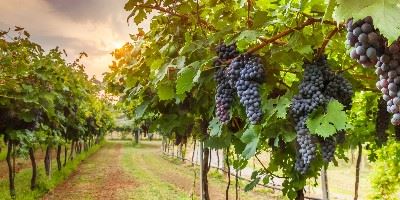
<box><xmin>0</xmin><ymin>141</ymin><xmax>104</xmax><ymax>200</ymax></box>
<box><xmin>121</xmin><ymin>142</ymin><xmax>195</xmax><ymax>200</ymax></box>
<box><xmin>0</xmin><ymin>149</ymin><xmax>6</xmax><ymax>161</ymax></box>
<box><xmin>122</xmin><ymin>141</ymin><xmax>281</xmax><ymax>200</ymax></box>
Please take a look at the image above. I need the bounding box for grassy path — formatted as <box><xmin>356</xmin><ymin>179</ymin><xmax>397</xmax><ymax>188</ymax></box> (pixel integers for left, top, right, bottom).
<box><xmin>42</xmin><ymin>140</ymin><xmax>279</xmax><ymax>200</ymax></box>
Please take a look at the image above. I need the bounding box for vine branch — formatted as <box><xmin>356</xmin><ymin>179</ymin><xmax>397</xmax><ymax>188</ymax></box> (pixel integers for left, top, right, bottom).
<box><xmin>315</xmin><ymin>27</ymin><xmax>339</xmax><ymax>60</ymax></box>
<box><xmin>247</xmin><ymin>18</ymin><xmax>341</xmax><ymax>54</ymax></box>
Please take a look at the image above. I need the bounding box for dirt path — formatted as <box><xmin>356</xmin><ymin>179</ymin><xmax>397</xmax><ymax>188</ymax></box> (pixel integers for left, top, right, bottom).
<box><xmin>127</xmin><ymin>141</ymin><xmax>279</xmax><ymax>200</ymax></box>
<box><xmin>43</xmin><ymin>143</ymin><xmax>136</xmax><ymax>200</ymax></box>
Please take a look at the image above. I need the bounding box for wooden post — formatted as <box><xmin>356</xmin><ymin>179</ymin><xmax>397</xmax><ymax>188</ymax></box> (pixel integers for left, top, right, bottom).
<box><xmin>321</xmin><ymin>167</ymin><xmax>329</xmax><ymax>200</ymax></box>
<box><xmin>354</xmin><ymin>143</ymin><xmax>362</xmax><ymax>200</ymax></box>
<box><xmin>199</xmin><ymin>141</ymin><xmax>204</xmax><ymax>200</ymax></box>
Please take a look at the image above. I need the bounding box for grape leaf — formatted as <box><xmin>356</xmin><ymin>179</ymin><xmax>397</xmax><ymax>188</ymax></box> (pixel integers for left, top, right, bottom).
<box><xmin>244</xmin><ymin>177</ymin><xmax>260</xmax><ymax>192</ymax></box>
<box><xmin>209</xmin><ymin>117</ymin><xmax>222</xmax><ymax>137</ymax></box>
<box><xmin>253</xmin><ymin>11</ymin><xmax>269</xmax><ymax>28</ymax></box>
<box><xmin>154</xmin><ymin>62</ymin><xmax>170</xmax><ymax>84</ymax></box>
<box><xmin>322</xmin><ymin>0</ymin><xmax>336</xmax><ymax>21</ymax></box>
<box><xmin>135</xmin><ymin>101</ymin><xmax>150</xmax><ymax>118</ymax></box>
<box><xmin>306</xmin><ymin>100</ymin><xmax>347</xmax><ymax>138</ymax></box>
<box><xmin>240</xmin><ymin>125</ymin><xmax>261</xmax><ymax>159</ymax></box>
<box><xmin>176</xmin><ymin>66</ymin><xmax>196</xmax><ymax>94</ymax></box>
<box><xmin>157</xmin><ymin>84</ymin><xmax>175</xmax><ymax>100</ymax></box>
<box><xmin>134</xmin><ymin>9</ymin><xmax>147</xmax><ymax>25</ymax></box>
<box><xmin>275</xmin><ymin>96</ymin><xmax>291</xmax><ymax>119</ymax></box>
<box><xmin>361</xmin><ymin>0</ymin><xmax>400</xmax><ymax>43</ymax></box>
<box><xmin>204</xmin><ymin>132</ymin><xmax>231</xmax><ymax>149</ymax></box>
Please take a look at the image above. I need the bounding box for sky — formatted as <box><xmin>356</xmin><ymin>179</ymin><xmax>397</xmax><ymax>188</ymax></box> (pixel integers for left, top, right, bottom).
<box><xmin>0</xmin><ymin>0</ymin><xmax>150</xmax><ymax>79</ymax></box>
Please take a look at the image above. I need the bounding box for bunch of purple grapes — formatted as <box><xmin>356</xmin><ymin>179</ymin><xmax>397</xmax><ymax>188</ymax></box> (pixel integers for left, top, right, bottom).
<box><xmin>230</xmin><ymin>54</ymin><xmax>264</xmax><ymax>124</ymax></box>
<box><xmin>214</xmin><ymin>60</ymin><xmax>234</xmax><ymax>123</ymax></box>
<box><xmin>290</xmin><ymin>57</ymin><xmax>353</xmax><ymax>173</ymax></box>
<box><xmin>375</xmin><ymin>40</ymin><xmax>400</xmax><ymax>125</ymax></box>
<box><xmin>346</xmin><ymin>16</ymin><xmax>386</xmax><ymax>68</ymax></box>
<box><xmin>215</xmin><ymin>43</ymin><xmax>239</xmax><ymax>60</ymax></box>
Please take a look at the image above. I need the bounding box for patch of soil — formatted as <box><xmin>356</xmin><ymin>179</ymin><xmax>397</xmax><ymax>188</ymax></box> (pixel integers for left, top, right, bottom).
<box><xmin>43</xmin><ymin>143</ymin><xmax>137</xmax><ymax>200</ymax></box>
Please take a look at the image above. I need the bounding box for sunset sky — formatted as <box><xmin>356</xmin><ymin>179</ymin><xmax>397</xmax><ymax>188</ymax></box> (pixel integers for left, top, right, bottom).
<box><xmin>0</xmin><ymin>0</ymin><xmax>149</xmax><ymax>79</ymax></box>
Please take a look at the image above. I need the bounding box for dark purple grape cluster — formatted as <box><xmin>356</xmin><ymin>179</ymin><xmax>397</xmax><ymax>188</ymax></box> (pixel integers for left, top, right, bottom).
<box><xmin>213</xmin><ymin>48</ymin><xmax>265</xmax><ymax>124</ymax></box>
<box><xmin>233</xmin><ymin>55</ymin><xmax>264</xmax><ymax>124</ymax></box>
<box><xmin>293</xmin><ymin>116</ymin><xmax>317</xmax><ymax>174</ymax></box>
<box><xmin>215</xmin><ymin>43</ymin><xmax>239</xmax><ymax>60</ymax></box>
<box><xmin>227</xmin><ymin>55</ymin><xmax>244</xmax><ymax>88</ymax></box>
<box><xmin>375</xmin><ymin>97</ymin><xmax>390</xmax><ymax>145</ymax></box>
<box><xmin>346</xmin><ymin>16</ymin><xmax>386</xmax><ymax>68</ymax></box>
<box><xmin>214</xmin><ymin>60</ymin><xmax>234</xmax><ymax>123</ymax></box>
<box><xmin>290</xmin><ymin>57</ymin><xmax>354</xmax><ymax>173</ymax></box>
<box><xmin>320</xmin><ymin>137</ymin><xmax>336</xmax><ymax>162</ymax></box>
<box><xmin>375</xmin><ymin>40</ymin><xmax>400</xmax><ymax>125</ymax></box>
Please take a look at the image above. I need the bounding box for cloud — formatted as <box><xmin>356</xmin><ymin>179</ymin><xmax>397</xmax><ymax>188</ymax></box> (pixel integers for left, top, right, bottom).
<box><xmin>0</xmin><ymin>0</ymin><xmax>150</xmax><ymax>79</ymax></box>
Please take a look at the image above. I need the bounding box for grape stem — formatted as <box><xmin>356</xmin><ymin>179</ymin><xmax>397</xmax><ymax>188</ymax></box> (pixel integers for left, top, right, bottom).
<box><xmin>315</xmin><ymin>27</ymin><xmax>340</xmax><ymax>60</ymax></box>
<box><xmin>255</xmin><ymin>155</ymin><xmax>288</xmax><ymax>179</ymax></box>
<box><xmin>247</xmin><ymin>0</ymin><xmax>252</xmax><ymax>29</ymax></box>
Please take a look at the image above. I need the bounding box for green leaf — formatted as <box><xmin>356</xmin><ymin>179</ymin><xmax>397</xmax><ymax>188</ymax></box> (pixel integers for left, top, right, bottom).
<box><xmin>244</xmin><ymin>177</ymin><xmax>260</xmax><ymax>192</ymax></box>
<box><xmin>240</xmin><ymin>125</ymin><xmax>260</xmax><ymax>159</ymax></box>
<box><xmin>157</xmin><ymin>84</ymin><xmax>175</xmax><ymax>100</ymax></box>
<box><xmin>236</xmin><ymin>30</ymin><xmax>263</xmax><ymax>50</ymax></box>
<box><xmin>275</xmin><ymin>96</ymin><xmax>291</xmax><ymax>119</ymax></box>
<box><xmin>204</xmin><ymin>132</ymin><xmax>231</xmax><ymax>149</ymax></box>
<box><xmin>306</xmin><ymin>100</ymin><xmax>348</xmax><ymax>138</ymax></box>
<box><xmin>154</xmin><ymin>62</ymin><xmax>170</xmax><ymax>84</ymax></box>
<box><xmin>253</xmin><ymin>11</ymin><xmax>269</xmax><ymax>28</ymax></box>
<box><xmin>135</xmin><ymin>101</ymin><xmax>150</xmax><ymax>118</ymax></box>
<box><xmin>124</xmin><ymin>0</ymin><xmax>136</xmax><ymax>10</ymax></box>
<box><xmin>209</xmin><ymin>117</ymin><xmax>222</xmax><ymax>137</ymax></box>
<box><xmin>360</xmin><ymin>1</ymin><xmax>400</xmax><ymax>43</ymax></box>
<box><xmin>176</xmin><ymin>62</ymin><xmax>199</xmax><ymax>94</ymax></box>
<box><xmin>322</xmin><ymin>0</ymin><xmax>336</xmax><ymax>21</ymax></box>
<box><xmin>134</xmin><ymin>9</ymin><xmax>147</xmax><ymax>25</ymax></box>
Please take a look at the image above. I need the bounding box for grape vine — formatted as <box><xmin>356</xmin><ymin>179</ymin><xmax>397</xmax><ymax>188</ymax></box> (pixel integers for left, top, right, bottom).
<box><xmin>291</xmin><ymin>57</ymin><xmax>353</xmax><ymax>173</ymax></box>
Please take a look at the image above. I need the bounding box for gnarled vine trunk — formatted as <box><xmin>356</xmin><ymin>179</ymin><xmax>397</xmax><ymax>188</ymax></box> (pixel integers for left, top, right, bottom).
<box><xmin>354</xmin><ymin>143</ymin><xmax>362</xmax><ymax>200</ymax></box>
<box><xmin>6</xmin><ymin>140</ymin><xmax>15</xmax><ymax>198</ymax></box>
<box><xmin>64</xmin><ymin>145</ymin><xmax>68</xmax><ymax>166</ymax></box>
<box><xmin>56</xmin><ymin>144</ymin><xmax>62</xmax><ymax>171</ymax></box>
<box><xmin>69</xmin><ymin>141</ymin><xmax>75</xmax><ymax>161</ymax></box>
<box><xmin>296</xmin><ymin>189</ymin><xmax>304</xmax><ymax>200</ymax></box>
<box><xmin>134</xmin><ymin>130</ymin><xmax>139</xmax><ymax>144</ymax></box>
<box><xmin>44</xmin><ymin>145</ymin><xmax>51</xmax><ymax>176</ymax></box>
<box><xmin>225</xmin><ymin>147</ymin><xmax>230</xmax><ymax>200</ymax></box>
<box><xmin>202</xmin><ymin>146</ymin><xmax>210</xmax><ymax>200</ymax></box>
<box><xmin>29</xmin><ymin>147</ymin><xmax>37</xmax><ymax>189</ymax></box>
<box><xmin>200</xmin><ymin>117</ymin><xmax>210</xmax><ymax>200</ymax></box>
